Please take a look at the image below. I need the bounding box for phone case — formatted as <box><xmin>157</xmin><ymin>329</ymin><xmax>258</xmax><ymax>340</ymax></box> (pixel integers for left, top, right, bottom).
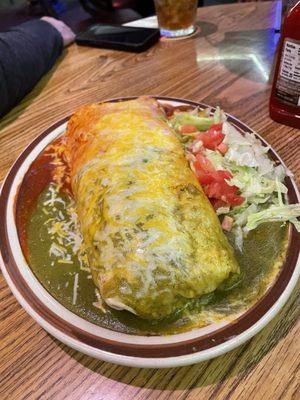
<box><xmin>76</xmin><ymin>25</ymin><xmax>160</xmax><ymax>53</ymax></box>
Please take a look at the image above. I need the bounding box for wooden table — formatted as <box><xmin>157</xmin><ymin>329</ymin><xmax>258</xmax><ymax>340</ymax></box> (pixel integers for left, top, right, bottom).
<box><xmin>0</xmin><ymin>2</ymin><xmax>299</xmax><ymax>399</ymax></box>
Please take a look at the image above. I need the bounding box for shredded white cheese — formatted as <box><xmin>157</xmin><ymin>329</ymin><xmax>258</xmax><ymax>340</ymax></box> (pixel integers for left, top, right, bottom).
<box><xmin>93</xmin><ymin>289</ymin><xmax>106</xmax><ymax>313</ymax></box>
<box><xmin>72</xmin><ymin>273</ymin><xmax>79</xmax><ymax>305</ymax></box>
<box><xmin>44</xmin><ymin>184</ymin><xmax>90</xmax><ymax>273</ymax></box>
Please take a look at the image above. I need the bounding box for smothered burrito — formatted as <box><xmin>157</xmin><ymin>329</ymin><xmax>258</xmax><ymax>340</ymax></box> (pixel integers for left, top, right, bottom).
<box><xmin>65</xmin><ymin>97</ymin><xmax>239</xmax><ymax>320</ymax></box>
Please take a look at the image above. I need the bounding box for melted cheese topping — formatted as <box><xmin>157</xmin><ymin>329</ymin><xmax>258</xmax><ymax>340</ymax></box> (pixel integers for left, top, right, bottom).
<box><xmin>66</xmin><ymin>98</ymin><xmax>239</xmax><ymax>319</ymax></box>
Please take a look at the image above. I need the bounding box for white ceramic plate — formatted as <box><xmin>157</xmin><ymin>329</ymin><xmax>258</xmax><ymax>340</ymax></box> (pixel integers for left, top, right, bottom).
<box><xmin>0</xmin><ymin>97</ymin><xmax>299</xmax><ymax>368</ymax></box>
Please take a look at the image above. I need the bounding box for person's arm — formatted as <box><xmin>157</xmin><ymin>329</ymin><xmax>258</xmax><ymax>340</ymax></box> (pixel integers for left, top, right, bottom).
<box><xmin>0</xmin><ymin>19</ymin><xmax>73</xmax><ymax>118</ymax></box>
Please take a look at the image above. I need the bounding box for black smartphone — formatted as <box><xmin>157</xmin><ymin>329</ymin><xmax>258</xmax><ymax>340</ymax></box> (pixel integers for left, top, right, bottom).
<box><xmin>76</xmin><ymin>24</ymin><xmax>160</xmax><ymax>53</ymax></box>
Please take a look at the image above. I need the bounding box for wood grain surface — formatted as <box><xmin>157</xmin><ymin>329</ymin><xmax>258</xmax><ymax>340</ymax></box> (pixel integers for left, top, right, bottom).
<box><xmin>0</xmin><ymin>2</ymin><xmax>299</xmax><ymax>399</ymax></box>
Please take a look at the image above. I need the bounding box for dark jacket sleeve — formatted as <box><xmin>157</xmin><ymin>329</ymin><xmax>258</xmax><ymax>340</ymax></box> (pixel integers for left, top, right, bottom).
<box><xmin>0</xmin><ymin>20</ymin><xmax>63</xmax><ymax>118</ymax></box>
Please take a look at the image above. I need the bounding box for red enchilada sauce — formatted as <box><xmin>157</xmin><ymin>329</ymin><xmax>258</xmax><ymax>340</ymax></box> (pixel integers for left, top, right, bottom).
<box><xmin>16</xmin><ymin>137</ymin><xmax>71</xmax><ymax>260</ymax></box>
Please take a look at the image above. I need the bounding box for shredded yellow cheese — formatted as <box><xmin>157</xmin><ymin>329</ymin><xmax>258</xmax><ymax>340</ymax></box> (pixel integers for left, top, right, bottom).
<box><xmin>58</xmin><ymin>259</ymin><xmax>74</xmax><ymax>264</ymax></box>
<box><xmin>45</xmin><ymin>141</ymin><xmax>68</xmax><ymax>190</ymax></box>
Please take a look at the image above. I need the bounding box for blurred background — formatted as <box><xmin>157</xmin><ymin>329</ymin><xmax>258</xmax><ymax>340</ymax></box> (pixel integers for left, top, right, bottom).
<box><xmin>0</xmin><ymin>0</ymin><xmax>246</xmax><ymax>32</ymax></box>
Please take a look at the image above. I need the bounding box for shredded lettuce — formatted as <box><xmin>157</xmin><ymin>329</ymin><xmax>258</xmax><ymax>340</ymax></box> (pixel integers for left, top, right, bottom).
<box><xmin>233</xmin><ymin>204</ymin><xmax>258</xmax><ymax>227</ymax></box>
<box><xmin>216</xmin><ymin>206</ymin><xmax>231</xmax><ymax>215</ymax></box>
<box><xmin>213</xmin><ymin>106</ymin><xmax>227</xmax><ymax>124</ymax></box>
<box><xmin>232</xmin><ymin>225</ymin><xmax>244</xmax><ymax>252</ymax></box>
<box><xmin>222</xmin><ymin>122</ymin><xmax>275</xmax><ymax>175</ymax></box>
<box><xmin>169</xmin><ymin>106</ymin><xmax>227</xmax><ymax>133</ymax></box>
<box><xmin>205</xmin><ymin>150</ymin><xmax>287</xmax><ymax>204</ymax></box>
<box><xmin>207</xmin><ymin>123</ymin><xmax>300</xmax><ymax>245</ymax></box>
<box><xmin>245</xmin><ymin>204</ymin><xmax>300</xmax><ymax>232</ymax></box>
<box><xmin>168</xmin><ymin>107</ymin><xmax>300</xmax><ymax>248</ymax></box>
<box><xmin>229</xmin><ymin>169</ymin><xmax>288</xmax><ymax>203</ymax></box>
<box><xmin>170</xmin><ymin>114</ymin><xmax>213</xmax><ymax>132</ymax></box>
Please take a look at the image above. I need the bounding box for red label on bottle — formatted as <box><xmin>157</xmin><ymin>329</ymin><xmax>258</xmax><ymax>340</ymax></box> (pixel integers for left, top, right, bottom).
<box><xmin>275</xmin><ymin>38</ymin><xmax>300</xmax><ymax>106</ymax></box>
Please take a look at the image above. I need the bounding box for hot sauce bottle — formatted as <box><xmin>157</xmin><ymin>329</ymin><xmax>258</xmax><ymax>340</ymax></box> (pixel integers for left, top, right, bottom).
<box><xmin>269</xmin><ymin>1</ymin><xmax>300</xmax><ymax>128</ymax></box>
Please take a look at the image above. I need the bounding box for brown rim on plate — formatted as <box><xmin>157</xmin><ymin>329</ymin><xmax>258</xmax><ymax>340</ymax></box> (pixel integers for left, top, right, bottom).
<box><xmin>0</xmin><ymin>96</ymin><xmax>299</xmax><ymax>359</ymax></box>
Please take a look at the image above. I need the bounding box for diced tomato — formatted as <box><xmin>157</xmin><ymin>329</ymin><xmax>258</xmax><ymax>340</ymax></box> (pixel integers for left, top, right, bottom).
<box><xmin>196</xmin><ymin>132</ymin><xmax>225</xmax><ymax>150</ymax></box>
<box><xmin>195</xmin><ymin>123</ymin><xmax>225</xmax><ymax>151</ymax></box>
<box><xmin>189</xmin><ymin>141</ymin><xmax>244</xmax><ymax>208</ymax></box>
<box><xmin>226</xmin><ymin>194</ymin><xmax>245</xmax><ymax>206</ymax></box>
<box><xmin>212</xmin><ymin>170</ymin><xmax>232</xmax><ymax>182</ymax></box>
<box><xmin>209</xmin><ymin>123</ymin><xmax>223</xmax><ymax>132</ymax></box>
<box><xmin>194</xmin><ymin>153</ymin><xmax>214</xmax><ymax>172</ymax></box>
<box><xmin>222</xmin><ymin>216</ymin><xmax>234</xmax><ymax>232</ymax></box>
<box><xmin>210</xmin><ymin>199</ymin><xmax>227</xmax><ymax>210</ymax></box>
<box><xmin>191</xmin><ymin>145</ymin><xmax>202</xmax><ymax>155</ymax></box>
<box><xmin>221</xmin><ymin>189</ymin><xmax>245</xmax><ymax>205</ymax></box>
<box><xmin>180</xmin><ymin>125</ymin><xmax>198</xmax><ymax>134</ymax></box>
<box><xmin>198</xmin><ymin>170</ymin><xmax>244</xmax><ymax>207</ymax></box>
<box><xmin>204</xmin><ymin>182</ymin><xmax>220</xmax><ymax>198</ymax></box>
<box><xmin>197</xmin><ymin>170</ymin><xmax>232</xmax><ymax>185</ymax></box>
<box><xmin>196</xmin><ymin>169</ymin><xmax>214</xmax><ymax>184</ymax></box>
<box><xmin>222</xmin><ymin>183</ymin><xmax>239</xmax><ymax>196</ymax></box>
<box><xmin>216</xmin><ymin>142</ymin><xmax>228</xmax><ymax>155</ymax></box>
<box><xmin>207</xmin><ymin>180</ymin><xmax>232</xmax><ymax>199</ymax></box>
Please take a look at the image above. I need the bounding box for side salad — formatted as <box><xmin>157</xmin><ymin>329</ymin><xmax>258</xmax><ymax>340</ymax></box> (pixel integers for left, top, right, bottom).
<box><xmin>168</xmin><ymin>106</ymin><xmax>300</xmax><ymax>250</ymax></box>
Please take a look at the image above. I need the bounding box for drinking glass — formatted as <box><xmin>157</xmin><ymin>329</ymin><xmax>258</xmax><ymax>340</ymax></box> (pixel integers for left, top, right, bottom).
<box><xmin>154</xmin><ymin>0</ymin><xmax>198</xmax><ymax>38</ymax></box>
